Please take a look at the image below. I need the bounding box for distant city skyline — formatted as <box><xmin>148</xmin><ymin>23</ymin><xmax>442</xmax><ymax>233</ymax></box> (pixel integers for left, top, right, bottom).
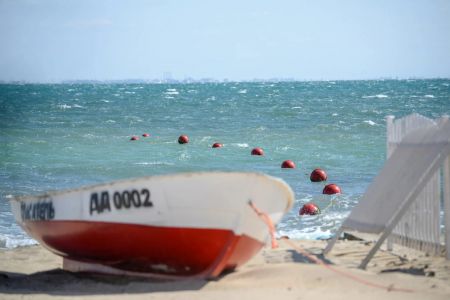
<box><xmin>3</xmin><ymin>75</ymin><xmax>447</xmax><ymax>85</ymax></box>
<box><xmin>1</xmin><ymin>0</ymin><xmax>450</xmax><ymax>83</ymax></box>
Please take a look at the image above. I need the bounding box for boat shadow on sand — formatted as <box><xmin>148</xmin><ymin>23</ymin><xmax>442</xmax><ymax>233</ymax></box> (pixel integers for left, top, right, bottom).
<box><xmin>0</xmin><ymin>269</ymin><xmax>208</xmax><ymax>295</ymax></box>
<box><xmin>0</xmin><ymin>248</ymin><xmax>328</xmax><ymax>296</ymax></box>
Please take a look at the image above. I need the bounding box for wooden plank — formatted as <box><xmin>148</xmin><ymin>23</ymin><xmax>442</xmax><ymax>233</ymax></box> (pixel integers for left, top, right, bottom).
<box><xmin>386</xmin><ymin>115</ymin><xmax>395</xmax><ymax>251</ymax></box>
<box><xmin>444</xmin><ymin>156</ymin><xmax>450</xmax><ymax>260</ymax></box>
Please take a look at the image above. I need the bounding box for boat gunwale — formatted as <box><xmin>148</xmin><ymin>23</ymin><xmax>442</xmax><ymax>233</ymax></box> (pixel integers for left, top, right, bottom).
<box><xmin>11</xmin><ymin>171</ymin><xmax>294</xmax><ymax>213</ymax></box>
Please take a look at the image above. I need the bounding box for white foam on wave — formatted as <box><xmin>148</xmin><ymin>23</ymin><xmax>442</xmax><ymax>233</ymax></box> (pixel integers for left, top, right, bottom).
<box><xmin>134</xmin><ymin>162</ymin><xmax>175</xmax><ymax>166</ymax></box>
<box><xmin>277</xmin><ymin>210</ymin><xmax>349</xmax><ymax>241</ymax></box>
<box><xmin>291</xmin><ymin>106</ymin><xmax>302</xmax><ymax>109</ymax></box>
<box><xmin>424</xmin><ymin>94</ymin><xmax>435</xmax><ymax>98</ymax></box>
<box><xmin>363</xmin><ymin>120</ymin><xmax>377</xmax><ymax>126</ymax></box>
<box><xmin>277</xmin><ymin>227</ymin><xmax>333</xmax><ymax>240</ymax></box>
<box><xmin>105</xmin><ymin>120</ymin><xmax>116</xmax><ymax>123</ymax></box>
<box><xmin>233</xmin><ymin>143</ymin><xmax>249</xmax><ymax>148</ymax></box>
<box><xmin>178</xmin><ymin>152</ymin><xmax>191</xmax><ymax>161</ymax></box>
<box><xmin>276</xmin><ymin>146</ymin><xmax>292</xmax><ymax>151</ymax></box>
<box><xmin>165</xmin><ymin>89</ymin><xmax>179</xmax><ymax>95</ymax></box>
<box><xmin>57</xmin><ymin>104</ymin><xmax>71</xmax><ymax>110</ymax></box>
<box><xmin>237</xmin><ymin>89</ymin><xmax>247</xmax><ymax>94</ymax></box>
<box><xmin>56</xmin><ymin>103</ymin><xmax>84</xmax><ymax>109</ymax></box>
<box><xmin>0</xmin><ymin>233</ymin><xmax>38</xmax><ymax>249</ymax></box>
<box><xmin>362</xmin><ymin>94</ymin><xmax>388</xmax><ymax>99</ymax></box>
<box><xmin>125</xmin><ymin>116</ymin><xmax>143</xmax><ymax>123</ymax></box>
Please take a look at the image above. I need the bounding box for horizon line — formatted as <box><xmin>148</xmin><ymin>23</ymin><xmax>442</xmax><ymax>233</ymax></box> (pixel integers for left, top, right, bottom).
<box><xmin>1</xmin><ymin>76</ymin><xmax>449</xmax><ymax>85</ymax></box>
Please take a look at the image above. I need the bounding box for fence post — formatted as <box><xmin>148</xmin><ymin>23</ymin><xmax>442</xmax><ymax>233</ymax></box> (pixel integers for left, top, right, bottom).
<box><xmin>386</xmin><ymin>115</ymin><xmax>395</xmax><ymax>251</ymax></box>
<box><xmin>442</xmin><ymin>116</ymin><xmax>450</xmax><ymax>260</ymax></box>
<box><xmin>386</xmin><ymin>115</ymin><xmax>395</xmax><ymax>157</ymax></box>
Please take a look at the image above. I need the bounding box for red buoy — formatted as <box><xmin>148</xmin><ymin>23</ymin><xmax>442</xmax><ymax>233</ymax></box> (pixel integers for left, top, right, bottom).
<box><xmin>142</xmin><ymin>133</ymin><xmax>150</xmax><ymax>137</ymax></box>
<box><xmin>323</xmin><ymin>184</ymin><xmax>341</xmax><ymax>195</ymax></box>
<box><xmin>281</xmin><ymin>160</ymin><xmax>296</xmax><ymax>168</ymax></box>
<box><xmin>251</xmin><ymin>147</ymin><xmax>264</xmax><ymax>156</ymax></box>
<box><xmin>178</xmin><ymin>135</ymin><xmax>189</xmax><ymax>144</ymax></box>
<box><xmin>299</xmin><ymin>203</ymin><xmax>321</xmax><ymax>215</ymax></box>
<box><xmin>212</xmin><ymin>142</ymin><xmax>223</xmax><ymax>148</ymax></box>
<box><xmin>130</xmin><ymin>136</ymin><xmax>139</xmax><ymax>141</ymax></box>
<box><xmin>310</xmin><ymin>168</ymin><xmax>327</xmax><ymax>182</ymax></box>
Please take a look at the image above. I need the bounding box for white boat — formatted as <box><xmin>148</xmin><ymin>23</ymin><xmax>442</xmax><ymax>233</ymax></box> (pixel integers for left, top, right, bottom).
<box><xmin>11</xmin><ymin>172</ymin><xmax>294</xmax><ymax>278</ymax></box>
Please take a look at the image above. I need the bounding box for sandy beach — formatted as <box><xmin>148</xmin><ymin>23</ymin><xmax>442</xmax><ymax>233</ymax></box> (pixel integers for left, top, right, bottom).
<box><xmin>1</xmin><ymin>236</ymin><xmax>449</xmax><ymax>300</ymax></box>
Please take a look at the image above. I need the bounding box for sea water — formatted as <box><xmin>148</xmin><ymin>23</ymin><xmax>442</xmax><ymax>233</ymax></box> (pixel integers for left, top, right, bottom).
<box><xmin>1</xmin><ymin>80</ymin><xmax>449</xmax><ymax>248</ymax></box>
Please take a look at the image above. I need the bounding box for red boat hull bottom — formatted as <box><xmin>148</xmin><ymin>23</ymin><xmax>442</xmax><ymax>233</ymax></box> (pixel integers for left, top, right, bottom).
<box><xmin>23</xmin><ymin>221</ymin><xmax>264</xmax><ymax>278</ymax></box>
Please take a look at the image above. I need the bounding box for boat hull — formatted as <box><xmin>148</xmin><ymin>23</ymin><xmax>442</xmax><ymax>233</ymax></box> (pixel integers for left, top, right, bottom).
<box><xmin>25</xmin><ymin>220</ymin><xmax>263</xmax><ymax>277</ymax></box>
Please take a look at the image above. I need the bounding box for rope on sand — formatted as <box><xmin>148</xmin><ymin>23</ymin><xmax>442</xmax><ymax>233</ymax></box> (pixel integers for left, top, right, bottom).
<box><xmin>248</xmin><ymin>201</ymin><xmax>415</xmax><ymax>293</ymax></box>
<box><xmin>281</xmin><ymin>237</ymin><xmax>415</xmax><ymax>293</ymax></box>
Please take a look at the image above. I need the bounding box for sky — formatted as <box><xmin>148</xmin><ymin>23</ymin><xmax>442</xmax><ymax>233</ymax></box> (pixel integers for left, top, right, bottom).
<box><xmin>1</xmin><ymin>0</ymin><xmax>450</xmax><ymax>82</ymax></box>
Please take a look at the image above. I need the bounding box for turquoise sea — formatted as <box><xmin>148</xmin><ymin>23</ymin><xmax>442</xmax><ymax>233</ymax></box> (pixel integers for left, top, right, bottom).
<box><xmin>1</xmin><ymin>79</ymin><xmax>449</xmax><ymax>248</ymax></box>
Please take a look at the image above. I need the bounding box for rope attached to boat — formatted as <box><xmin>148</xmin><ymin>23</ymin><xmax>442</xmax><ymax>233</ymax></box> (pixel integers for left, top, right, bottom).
<box><xmin>247</xmin><ymin>201</ymin><xmax>414</xmax><ymax>293</ymax></box>
<box><xmin>248</xmin><ymin>200</ymin><xmax>278</xmax><ymax>249</ymax></box>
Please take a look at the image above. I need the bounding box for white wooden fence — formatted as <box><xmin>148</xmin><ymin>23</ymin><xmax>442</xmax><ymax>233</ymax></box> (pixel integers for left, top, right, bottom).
<box><xmin>386</xmin><ymin>113</ymin><xmax>450</xmax><ymax>258</ymax></box>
